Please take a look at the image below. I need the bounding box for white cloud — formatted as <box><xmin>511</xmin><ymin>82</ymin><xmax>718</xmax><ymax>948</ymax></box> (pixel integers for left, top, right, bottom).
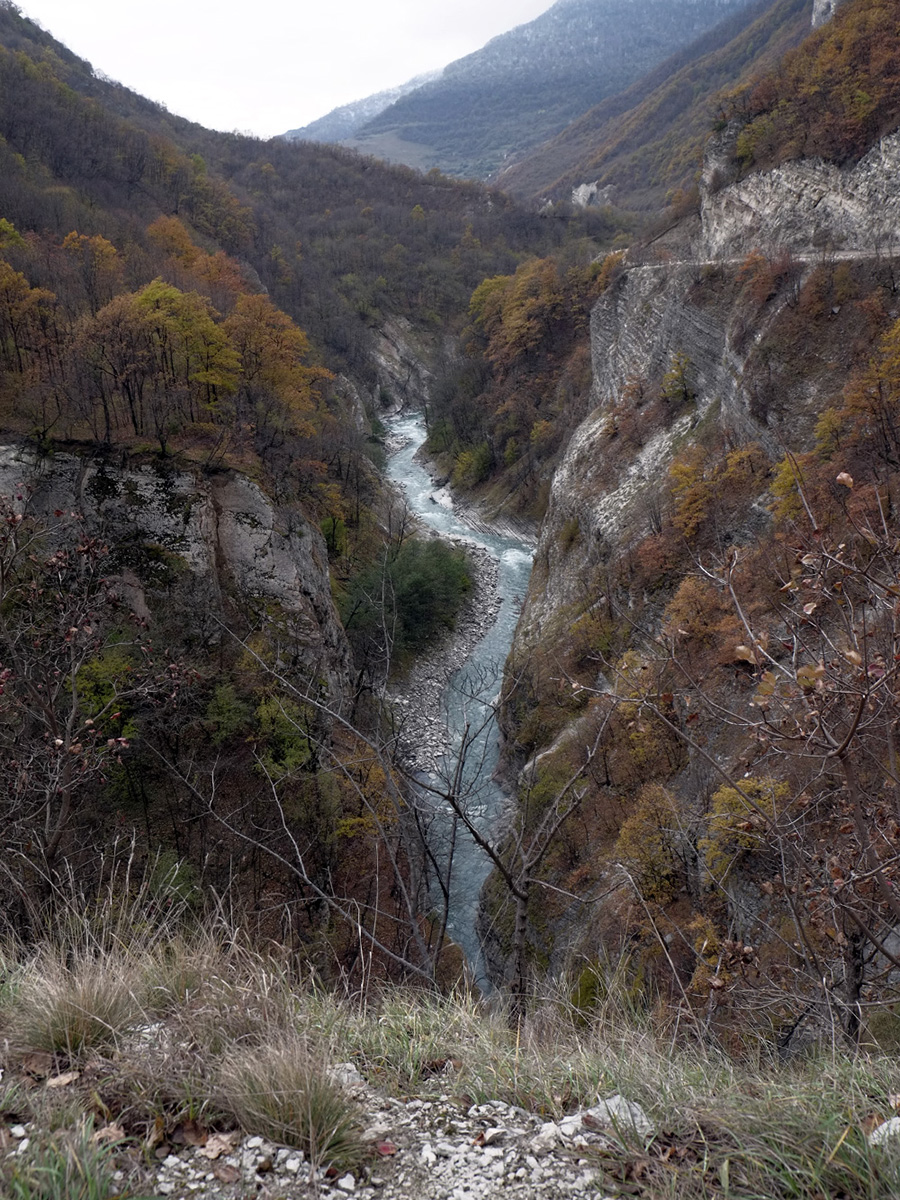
<box><xmin>17</xmin><ymin>0</ymin><xmax>554</xmax><ymax>137</ymax></box>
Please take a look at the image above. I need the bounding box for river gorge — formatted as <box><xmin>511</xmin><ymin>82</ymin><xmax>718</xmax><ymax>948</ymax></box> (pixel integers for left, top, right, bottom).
<box><xmin>385</xmin><ymin>410</ymin><xmax>535</xmax><ymax>984</ymax></box>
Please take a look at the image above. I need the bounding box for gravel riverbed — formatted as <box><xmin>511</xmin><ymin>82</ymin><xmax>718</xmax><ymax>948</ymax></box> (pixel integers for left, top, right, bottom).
<box><xmin>387</xmin><ymin>539</ymin><xmax>501</xmax><ymax>778</ymax></box>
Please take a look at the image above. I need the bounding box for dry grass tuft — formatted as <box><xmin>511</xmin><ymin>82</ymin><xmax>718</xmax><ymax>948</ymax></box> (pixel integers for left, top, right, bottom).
<box><xmin>7</xmin><ymin>951</ymin><xmax>142</xmax><ymax>1059</ymax></box>
<box><xmin>217</xmin><ymin>1034</ymin><xmax>364</xmax><ymax>1172</ymax></box>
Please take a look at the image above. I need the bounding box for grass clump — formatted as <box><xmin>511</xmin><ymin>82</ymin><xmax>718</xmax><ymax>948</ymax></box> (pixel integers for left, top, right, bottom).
<box><xmin>8</xmin><ymin>952</ymin><xmax>142</xmax><ymax>1059</ymax></box>
<box><xmin>217</xmin><ymin>1034</ymin><xmax>364</xmax><ymax>1172</ymax></box>
<box><xmin>1</xmin><ymin>1121</ymin><xmax>121</xmax><ymax>1200</ymax></box>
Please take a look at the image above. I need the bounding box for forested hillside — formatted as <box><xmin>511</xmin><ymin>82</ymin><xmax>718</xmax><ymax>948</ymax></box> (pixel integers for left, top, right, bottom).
<box><xmin>466</xmin><ymin>0</ymin><xmax>900</xmax><ymax>1055</ymax></box>
<box><xmin>496</xmin><ymin>0</ymin><xmax>811</xmax><ymax>205</ymax></box>
<box><xmin>0</xmin><ymin>0</ymin><xmax>610</xmax><ymax>986</ymax></box>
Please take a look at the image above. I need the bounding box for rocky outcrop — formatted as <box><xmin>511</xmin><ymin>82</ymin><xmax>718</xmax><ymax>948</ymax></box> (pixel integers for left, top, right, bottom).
<box><xmin>371</xmin><ymin>317</ymin><xmax>450</xmax><ymax>412</ymax></box>
<box><xmin>700</xmin><ymin>126</ymin><xmax>900</xmax><ymax>258</ymax></box>
<box><xmin>0</xmin><ymin>447</ymin><xmax>351</xmax><ymax>693</ymax></box>
<box><xmin>811</xmin><ymin>0</ymin><xmax>847</xmax><ymax>27</ymax></box>
<box><xmin>516</xmin><ymin>120</ymin><xmax>900</xmax><ymax>654</ymax></box>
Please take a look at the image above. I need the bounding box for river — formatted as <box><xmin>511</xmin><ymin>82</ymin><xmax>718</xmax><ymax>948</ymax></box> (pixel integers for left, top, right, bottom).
<box><xmin>386</xmin><ymin>411</ymin><xmax>534</xmax><ymax>984</ymax></box>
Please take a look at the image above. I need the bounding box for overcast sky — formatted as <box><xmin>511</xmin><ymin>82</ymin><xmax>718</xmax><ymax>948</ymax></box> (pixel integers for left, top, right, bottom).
<box><xmin>17</xmin><ymin>0</ymin><xmax>554</xmax><ymax>138</ymax></box>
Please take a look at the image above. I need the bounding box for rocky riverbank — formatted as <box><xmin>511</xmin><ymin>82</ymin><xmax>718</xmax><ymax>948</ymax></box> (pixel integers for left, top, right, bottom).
<box><xmin>388</xmin><ymin>538</ymin><xmax>501</xmax><ymax>777</ymax></box>
<box><xmin>383</xmin><ymin>425</ymin><xmax>511</xmax><ymax>779</ymax></box>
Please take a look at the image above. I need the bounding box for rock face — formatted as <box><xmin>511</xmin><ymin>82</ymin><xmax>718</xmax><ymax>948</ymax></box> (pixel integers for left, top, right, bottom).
<box><xmin>516</xmin><ymin>119</ymin><xmax>900</xmax><ymax>657</ymax></box>
<box><xmin>811</xmin><ymin>0</ymin><xmax>847</xmax><ymax>26</ymax></box>
<box><xmin>700</xmin><ymin>127</ymin><xmax>900</xmax><ymax>258</ymax></box>
<box><xmin>0</xmin><ymin>447</ymin><xmax>351</xmax><ymax>693</ymax></box>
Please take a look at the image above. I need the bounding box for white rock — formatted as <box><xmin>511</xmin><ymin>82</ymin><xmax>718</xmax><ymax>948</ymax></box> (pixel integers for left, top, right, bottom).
<box><xmin>869</xmin><ymin>1116</ymin><xmax>900</xmax><ymax>1146</ymax></box>
<box><xmin>245</xmin><ymin>1135</ymin><xmax>263</xmax><ymax>1149</ymax></box>
<box><xmin>337</xmin><ymin>1173</ymin><xmax>356</xmax><ymax>1191</ymax></box>
<box><xmin>284</xmin><ymin>1155</ymin><xmax>302</xmax><ymax>1174</ymax></box>
<box><xmin>330</xmin><ymin>1062</ymin><xmax>366</xmax><ymax>1089</ymax></box>
<box><xmin>530</xmin><ymin>1122</ymin><xmax>561</xmax><ymax>1153</ymax></box>
<box><xmin>9</xmin><ymin>1125</ymin><xmax>26</xmax><ymax>1139</ymax></box>
<box><xmin>585</xmin><ymin>1095</ymin><xmax>654</xmax><ymax>1139</ymax></box>
<box><xmin>558</xmin><ymin>1114</ymin><xmax>584</xmax><ymax>1139</ymax></box>
<box><xmin>482</xmin><ymin>1126</ymin><xmax>506</xmax><ymax>1144</ymax></box>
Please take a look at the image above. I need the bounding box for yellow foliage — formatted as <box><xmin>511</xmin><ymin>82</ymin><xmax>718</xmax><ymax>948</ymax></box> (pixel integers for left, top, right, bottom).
<box><xmin>664</xmin><ymin>576</ymin><xmax>727</xmax><ymax>647</ymax></box>
<box><xmin>669</xmin><ymin>447</ymin><xmax>713</xmax><ymax>541</ymax></box>
<box><xmin>769</xmin><ymin>453</ymin><xmax>810</xmax><ymax>522</ymax></box>
<box><xmin>615</xmin><ymin>784</ymin><xmax>682</xmax><ymax>904</ymax></box>
<box><xmin>699</xmin><ymin>777</ymin><xmax>788</xmax><ymax>883</ymax></box>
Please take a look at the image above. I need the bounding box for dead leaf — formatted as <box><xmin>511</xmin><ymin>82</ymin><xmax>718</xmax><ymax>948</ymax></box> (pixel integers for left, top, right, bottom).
<box><xmin>213</xmin><ymin>1163</ymin><xmax>240</xmax><ymax>1184</ymax></box>
<box><xmin>22</xmin><ymin>1052</ymin><xmax>53</xmax><ymax>1078</ymax></box>
<box><xmin>91</xmin><ymin>1123</ymin><xmax>124</xmax><ymax>1145</ymax></box>
<box><xmin>198</xmin><ymin>1130</ymin><xmax>241</xmax><ymax>1160</ymax></box>
<box><xmin>46</xmin><ymin>1071</ymin><xmax>80</xmax><ymax>1089</ymax></box>
<box><xmin>145</xmin><ymin>1116</ymin><xmax>166</xmax><ymax>1151</ymax></box>
<box><xmin>171</xmin><ymin>1119</ymin><xmax>207</xmax><ymax>1147</ymax></box>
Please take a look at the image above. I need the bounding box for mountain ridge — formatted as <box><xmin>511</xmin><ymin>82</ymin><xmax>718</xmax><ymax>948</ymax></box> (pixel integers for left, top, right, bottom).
<box><xmin>288</xmin><ymin>0</ymin><xmax>755</xmax><ymax>179</ymax></box>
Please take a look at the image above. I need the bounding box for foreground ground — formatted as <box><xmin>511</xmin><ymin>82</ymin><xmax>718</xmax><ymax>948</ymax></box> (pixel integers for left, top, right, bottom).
<box><xmin>3</xmin><ymin>898</ymin><xmax>900</xmax><ymax>1200</ymax></box>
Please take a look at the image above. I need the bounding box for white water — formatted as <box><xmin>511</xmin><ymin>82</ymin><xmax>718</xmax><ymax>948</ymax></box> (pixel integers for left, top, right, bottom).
<box><xmin>386</xmin><ymin>412</ymin><xmax>534</xmax><ymax>984</ymax></box>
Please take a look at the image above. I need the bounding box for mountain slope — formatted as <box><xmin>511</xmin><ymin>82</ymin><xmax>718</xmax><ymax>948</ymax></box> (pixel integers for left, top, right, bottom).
<box><xmin>285</xmin><ymin>71</ymin><xmax>440</xmax><ymax>144</ymax></box>
<box><xmin>496</xmin><ymin>0</ymin><xmax>811</xmax><ymax>206</ymax></box>
<box><xmin>314</xmin><ymin>0</ymin><xmax>754</xmax><ymax>179</ymax></box>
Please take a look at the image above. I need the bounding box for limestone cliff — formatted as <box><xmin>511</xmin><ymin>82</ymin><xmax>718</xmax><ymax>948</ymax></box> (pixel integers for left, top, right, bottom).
<box><xmin>0</xmin><ymin>447</ymin><xmax>351</xmax><ymax>696</ymax></box>
<box><xmin>701</xmin><ymin>125</ymin><xmax>900</xmax><ymax>258</ymax></box>
<box><xmin>516</xmin><ymin>118</ymin><xmax>900</xmax><ymax>662</ymax></box>
<box><xmin>493</xmin><ymin>98</ymin><xmax>900</xmax><ymax>1001</ymax></box>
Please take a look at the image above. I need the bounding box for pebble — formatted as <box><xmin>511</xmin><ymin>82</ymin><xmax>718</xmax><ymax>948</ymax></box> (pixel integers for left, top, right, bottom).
<box><xmin>116</xmin><ymin>1065</ymin><xmax>653</xmax><ymax>1200</ymax></box>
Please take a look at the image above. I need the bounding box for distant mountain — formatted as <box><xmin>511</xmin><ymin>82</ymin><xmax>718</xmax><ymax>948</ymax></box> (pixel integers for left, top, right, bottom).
<box><xmin>285</xmin><ymin>71</ymin><xmax>440</xmax><ymax>144</ymax></box>
<box><xmin>288</xmin><ymin>0</ymin><xmax>755</xmax><ymax>179</ymax></box>
<box><xmin>497</xmin><ymin>0</ymin><xmax>812</xmax><ymax>208</ymax></box>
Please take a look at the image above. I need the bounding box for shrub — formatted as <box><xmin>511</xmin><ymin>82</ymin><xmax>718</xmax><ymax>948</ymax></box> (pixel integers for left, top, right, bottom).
<box><xmin>341</xmin><ymin>537</ymin><xmax>472</xmax><ymax>663</ymax></box>
<box><xmin>615</xmin><ymin>784</ymin><xmax>684</xmax><ymax>904</ymax></box>
<box><xmin>699</xmin><ymin>777</ymin><xmax>789</xmax><ymax>883</ymax></box>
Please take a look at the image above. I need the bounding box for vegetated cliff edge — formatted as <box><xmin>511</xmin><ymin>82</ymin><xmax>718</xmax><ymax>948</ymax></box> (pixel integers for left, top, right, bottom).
<box><xmin>487</xmin><ymin>112</ymin><xmax>900</xmax><ymax>1034</ymax></box>
<box><xmin>0</xmin><ymin>448</ymin><xmax>352</xmax><ymax>695</ymax></box>
<box><xmin>521</xmin><ymin>123</ymin><xmax>900</xmax><ymax>646</ymax></box>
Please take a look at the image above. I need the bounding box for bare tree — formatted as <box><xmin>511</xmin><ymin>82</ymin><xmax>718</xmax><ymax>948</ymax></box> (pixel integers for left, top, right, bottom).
<box><xmin>593</xmin><ymin>471</ymin><xmax>900</xmax><ymax>1045</ymax></box>
<box><xmin>0</xmin><ymin>499</ymin><xmax>176</xmax><ymax>925</ymax></box>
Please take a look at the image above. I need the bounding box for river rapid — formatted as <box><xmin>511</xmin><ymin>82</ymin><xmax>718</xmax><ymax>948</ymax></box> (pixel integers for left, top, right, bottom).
<box><xmin>386</xmin><ymin>411</ymin><xmax>534</xmax><ymax>985</ymax></box>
